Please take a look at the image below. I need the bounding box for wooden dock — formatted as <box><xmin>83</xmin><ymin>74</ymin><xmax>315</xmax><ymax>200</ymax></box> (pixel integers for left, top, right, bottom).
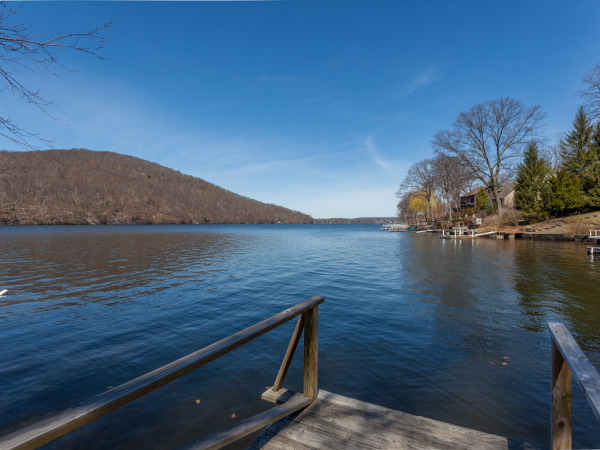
<box><xmin>251</xmin><ymin>389</ymin><xmax>533</xmax><ymax>450</ymax></box>
<box><xmin>2</xmin><ymin>298</ymin><xmax>599</xmax><ymax>450</ymax></box>
<box><xmin>440</xmin><ymin>229</ymin><xmax>498</xmax><ymax>239</ymax></box>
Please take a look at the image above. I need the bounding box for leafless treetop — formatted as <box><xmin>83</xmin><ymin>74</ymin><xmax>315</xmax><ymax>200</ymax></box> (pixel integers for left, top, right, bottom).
<box><xmin>432</xmin><ymin>97</ymin><xmax>544</xmax><ymax>214</ymax></box>
<box><xmin>0</xmin><ymin>2</ymin><xmax>110</xmax><ymax>148</ymax></box>
<box><xmin>580</xmin><ymin>63</ymin><xmax>600</xmax><ymax>119</ymax></box>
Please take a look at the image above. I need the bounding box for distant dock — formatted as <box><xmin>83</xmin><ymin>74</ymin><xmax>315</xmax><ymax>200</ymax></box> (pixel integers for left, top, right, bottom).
<box><xmin>381</xmin><ymin>223</ymin><xmax>409</xmax><ymax>232</ymax></box>
<box><xmin>440</xmin><ymin>228</ymin><xmax>498</xmax><ymax>239</ymax></box>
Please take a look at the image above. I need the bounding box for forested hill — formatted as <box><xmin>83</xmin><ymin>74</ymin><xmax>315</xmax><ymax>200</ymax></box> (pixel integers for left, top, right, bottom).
<box><xmin>0</xmin><ymin>149</ymin><xmax>313</xmax><ymax>225</ymax></box>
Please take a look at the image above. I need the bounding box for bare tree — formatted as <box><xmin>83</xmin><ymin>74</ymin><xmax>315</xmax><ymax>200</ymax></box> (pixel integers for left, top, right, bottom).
<box><xmin>432</xmin><ymin>97</ymin><xmax>544</xmax><ymax>215</ymax></box>
<box><xmin>396</xmin><ymin>191</ymin><xmax>411</xmax><ymax>222</ymax></box>
<box><xmin>397</xmin><ymin>158</ymin><xmax>437</xmax><ymax>223</ymax></box>
<box><xmin>0</xmin><ymin>2</ymin><xmax>110</xmax><ymax>148</ymax></box>
<box><xmin>580</xmin><ymin>63</ymin><xmax>600</xmax><ymax>119</ymax></box>
<box><xmin>432</xmin><ymin>153</ymin><xmax>475</xmax><ymax>219</ymax></box>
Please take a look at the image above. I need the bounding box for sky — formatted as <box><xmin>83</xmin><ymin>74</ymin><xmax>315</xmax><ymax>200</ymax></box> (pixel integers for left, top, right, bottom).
<box><xmin>2</xmin><ymin>1</ymin><xmax>599</xmax><ymax>218</ymax></box>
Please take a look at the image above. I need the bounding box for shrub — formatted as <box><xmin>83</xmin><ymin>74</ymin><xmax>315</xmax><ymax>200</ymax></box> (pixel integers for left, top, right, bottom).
<box><xmin>500</xmin><ymin>208</ymin><xmax>523</xmax><ymax>226</ymax></box>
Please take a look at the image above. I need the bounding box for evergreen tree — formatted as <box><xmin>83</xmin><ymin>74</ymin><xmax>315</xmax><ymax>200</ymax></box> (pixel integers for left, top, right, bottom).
<box><xmin>544</xmin><ymin>169</ymin><xmax>584</xmax><ymax>217</ymax></box>
<box><xmin>515</xmin><ymin>142</ymin><xmax>551</xmax><ymax>223</ymax></box>
<box><xmin>561</xmin><ymin>106</ymin><xmax>594</xmax><ymax>159</ymax></box>
<box><xmin>475</xmin><ymin>189</ymin><xmax>488</xmax><ymax>211</ymax></box>
<box><xmin>560</xmin><ymin>107</ymin><xmax>597</xmax><ymax>206</ymax></box>
<box><xmin>593</xmin><ymin>121</ymin><xmax>600</xmax><ymax>149</ymax></box>
<box><xmin>587</xmin><ymin>121</ymin><xmax>600</xmax><ymax>206</ymax></box>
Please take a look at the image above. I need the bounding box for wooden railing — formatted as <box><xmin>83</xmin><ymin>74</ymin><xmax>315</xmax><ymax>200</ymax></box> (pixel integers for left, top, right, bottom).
<box><xmin>0</xmin><ymin>295</ymin><xmax>324</xmax><ymax>450</ymax></box>
<box><xmin>548</xmin><ymin>322</ymin><xmax>600</xmax><ymax>450</ymax></box>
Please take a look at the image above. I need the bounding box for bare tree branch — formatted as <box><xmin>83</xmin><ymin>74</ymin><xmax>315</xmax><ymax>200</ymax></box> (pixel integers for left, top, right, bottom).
<box><xmin>580</xmin><ymin>63</ymin><xmax>600</xmax><ymax>119</ymax></box>
<box><xmin>432</xmin><ymin>153</ymin><xmax>475</xmax><ymax>218</ymax></box>
<box><xmin>432</xmin><ymin>97</ymin><xmax>544</xmax><ymax>215</ymax></box>
<box><xmin>397</xmin><ymin>158</ymin><xmax>438</xmax><ymax>222</ymax></box>
<box><xmin>0</xmin><ymin>2</ymin><xmax>111</xmax><ymax>149</ymax></box>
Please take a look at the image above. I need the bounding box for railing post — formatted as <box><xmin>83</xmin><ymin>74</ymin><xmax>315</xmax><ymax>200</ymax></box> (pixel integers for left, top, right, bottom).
<box><xmin>552</xmin><ymin>336</ymin><xmax>572</xmax><ymax>449</ymax></box>
<box><xmin>272</xmin><ymin>315</ymin><xmax>304</xmax><ymax>391</ymax></box>
<box><xmin>303</xmin><ymin>306</ymin><xmax>318</xmax><ymax>399</ymax></box>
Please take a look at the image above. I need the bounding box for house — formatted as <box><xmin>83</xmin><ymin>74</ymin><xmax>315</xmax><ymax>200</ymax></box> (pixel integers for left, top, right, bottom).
<box><xmin>460</xmin><ymin>182</ymin><xmax>516</xmax><ymax>210</ymax></box>
<box><xmin>486</xmin><ymin>181</ymin><xmax>516</xmax><ymax>208</ymax></box>
<box><xmin>459</xmin><ymin>187</ymin><xmax>482</xmax><ymax>210</ymax></box>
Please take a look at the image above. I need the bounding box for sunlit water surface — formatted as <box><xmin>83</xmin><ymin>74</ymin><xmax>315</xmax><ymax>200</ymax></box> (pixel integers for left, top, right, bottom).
<box><xmin>1</xmin><ymin>224</ymin><xmax>599</xmax><ymax>448</ymax></box>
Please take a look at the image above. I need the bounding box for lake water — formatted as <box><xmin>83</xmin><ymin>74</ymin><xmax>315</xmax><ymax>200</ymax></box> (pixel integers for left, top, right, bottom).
<box><xmin>0</xmin><ymin>224</ymin><xmax>599</xmax><ymax>448</ymax></box>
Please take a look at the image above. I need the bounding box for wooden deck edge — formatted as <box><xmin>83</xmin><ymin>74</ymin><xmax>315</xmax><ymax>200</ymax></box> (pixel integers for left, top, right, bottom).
<box><xmin>258</xmin><ymin>390</ymin><xmax>544</xmax><ymax>450</ymax></box>
<box><xmin>180</xmin><ymin>393</ymin><xmax>312</xmax><ymax>450</ymax></box>
<box><xmin>318</xmin><ymin>390</ymin><xmax>510</xmax><ymax>440</ymax></box>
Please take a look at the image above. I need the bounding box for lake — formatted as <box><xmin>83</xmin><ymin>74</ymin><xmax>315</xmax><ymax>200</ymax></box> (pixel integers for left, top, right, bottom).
<box><xmin>1</xmin><ymin>224</ymin><xmax>599</xmax><ymax>448</ymax></box>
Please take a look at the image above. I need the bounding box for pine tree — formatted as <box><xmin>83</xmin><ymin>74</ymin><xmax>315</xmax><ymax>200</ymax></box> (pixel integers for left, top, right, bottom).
<box><xmin>593</xmin><ymin>121</ymin><xmax>600</xmax><ymax>149</ymax></box>
<box><xmin>561</xmin><ymin>106</ymin><xmax>594</xmax><ymax>159</ymax></box>
<box><xmin>515</xmin><ymin>142</ymin><xmax>551</xmax><ymax>223</ymax></box>
<box><xmin>586</xmin><ymin>121</ymin><xmax>600</xmax><ymax>206</ymax></box>
<box><xmin>560</xmin><ymin>107</ymin><xmax>596</xmax><ymax>206</ymax></box>
<box><xmin>544</xmin><ymin>169</ymin><xmax>584</xmax><ymax>217</ymax></box>
<box><xmin>475</xmin><ymin>189</ymin><xmax>488</xmax><ymax>211</ymax></box>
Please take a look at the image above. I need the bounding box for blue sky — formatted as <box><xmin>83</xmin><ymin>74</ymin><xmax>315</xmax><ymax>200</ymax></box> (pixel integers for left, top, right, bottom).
<box><xmin>3</xmin><ymin>1</ymin><xmax>599</xmax><ymax>218</ymax></box>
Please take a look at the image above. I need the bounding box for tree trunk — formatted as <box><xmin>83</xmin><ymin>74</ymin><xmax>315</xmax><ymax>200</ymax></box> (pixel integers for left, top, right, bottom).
<box><xmin>491</xmin><ymin>185</ymin><xmax>502</xmax><ymax>215</ymax></box>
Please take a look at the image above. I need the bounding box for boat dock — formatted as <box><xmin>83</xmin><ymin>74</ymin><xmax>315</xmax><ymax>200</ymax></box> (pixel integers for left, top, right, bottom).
<box><xmin>440</xmin><ymin>229</ymin><xmax>498</xmax><ymax>239</ymax></box>
<box><xmin>381</xmin><ymin>223</ymin><xmax>409</xmax><ymax>232</ymax></box>
<box><xmin>1</xmin><ymin>297</ymin><xmax>599</xmax><ymax>450</ymax></box>
<box><xmin>251</xmin><ymin>389</ymin><xmax>526</xmax><ymax>450</ymax></box>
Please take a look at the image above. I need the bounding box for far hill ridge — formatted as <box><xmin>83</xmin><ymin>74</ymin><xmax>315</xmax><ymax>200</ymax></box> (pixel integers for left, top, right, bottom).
<box><xmin>0</xmin><ymin>149</ymin><xmax>313</xmax><ymax>225</ymax></box>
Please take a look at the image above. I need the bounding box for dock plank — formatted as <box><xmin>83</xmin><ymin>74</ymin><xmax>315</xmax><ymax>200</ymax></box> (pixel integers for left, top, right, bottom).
<box><xmin>249</xmin><ymin>390</ymin><xmax>538</xmax><ymax>450</ymax></box>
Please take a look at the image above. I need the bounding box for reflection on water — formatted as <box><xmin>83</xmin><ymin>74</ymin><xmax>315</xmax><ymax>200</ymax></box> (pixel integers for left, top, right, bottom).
<box><xmin>0</xmin><ymin>225</ymin><xmax>599</xmax><ymax>448</ymax></box>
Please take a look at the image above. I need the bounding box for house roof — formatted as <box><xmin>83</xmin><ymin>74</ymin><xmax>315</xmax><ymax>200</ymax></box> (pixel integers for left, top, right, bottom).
<box><xmin>460</xmin><ymin>187</ymin><xmax>483</xmax><ymax>198</ymax></box>
<box><xmin>461</xmin><ymin>182</ymin><xmax>517</xmax><ymax>199</ymax></box>
<box><xmin>486</xmin><ymin>181</ymin><xmax>517</xmax><ymax>199</ymax></box>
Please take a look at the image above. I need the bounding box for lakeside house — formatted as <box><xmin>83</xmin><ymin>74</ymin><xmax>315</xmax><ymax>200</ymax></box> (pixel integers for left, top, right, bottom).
<box><xmin>460</xmin><ymin>182</ymin><xmax>516</xmax><ymax>211</ymax></box>
<box><xmin>459</xmin><ymin>187</ymin><xmax>481</xmax><ymax>210</ymax></box>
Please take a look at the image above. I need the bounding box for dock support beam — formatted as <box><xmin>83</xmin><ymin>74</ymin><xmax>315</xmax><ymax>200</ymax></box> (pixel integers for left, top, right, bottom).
<box><xmin>551</xmin><ymin>333</ymin><xmax>572</xmax><ymax>449</ymax></box>
<box><xmin>303</xmin><ymin>306</ymin><xmax>318</xmax><ymax>399</ymax></box>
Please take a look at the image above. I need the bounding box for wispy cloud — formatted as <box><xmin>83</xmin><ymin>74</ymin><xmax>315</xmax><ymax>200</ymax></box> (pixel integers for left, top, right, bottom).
<box><xmin>363</xmin><ymin>135</ymin><xmax>391</xmax><ymax>171</ymax></box>
<box><xmin>394</xmin><ymin>68</ymin><xmax>440</xmax><ymax>99</ymax></box>
<box><xmin>257</xmin><ymin>75</ymin><xmax>303</xmax><ymax>83</ymax></box>
<box><xmin>13</xmin><ymin>74</ymin><xmax>401</xmax><ymax>217</ymax></box>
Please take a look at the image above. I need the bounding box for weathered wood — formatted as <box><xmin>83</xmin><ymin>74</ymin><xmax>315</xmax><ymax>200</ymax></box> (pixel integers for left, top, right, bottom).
<box><xmin>179</xmin><ymin>393</ymin><xmax>312</xmax><ymax>450</ymax></box>
<box><xmin>262</xmin><ymin>387</ymin><xmax>293</xmax><ymax>404</ymax></box>
<box><xmin>312</xmin><ymin>391</ymin><xmax>510</xmax><ymax>449</ymax></box>
<box><xmin>548</xmin><ymin>322</ymin><xmax>600</xmax><ymax>449</ymax></box>
<box><xmin>551</xmin><ymin>337</ymin><xmax>572</xmax><ymax>450</ymax></box>
<box><xmin>260</xmin><ymin>419</ymin><xmax>374</xmax><ymax>450</ymax></box>
<box><xmin>302</xmin><ymin>306</ymin><xmax>318</xmax><ymax>399</ymax></box>
<box><xmin>0</xmin><ymin>296</ymin><xmax>324</xmax><ymax>450</ymax></box>
<box><xmin>251</xmin><ymin>390</ymin><xmax>534</xmax><ymax>450</ymax></box>
<box><xmin>251</xmin><ymin>424</ymin><xmax>317</xmax><ymax>450</ymax></box>
<box><xmin>273</xmin><ymin>315</ymin><xmax>304</xmax><ymax>391</ymax></box>
<box><xmin>548</xmin><ymin>322</ymin><xmax>600</xmax><ymax>422</ymax></box>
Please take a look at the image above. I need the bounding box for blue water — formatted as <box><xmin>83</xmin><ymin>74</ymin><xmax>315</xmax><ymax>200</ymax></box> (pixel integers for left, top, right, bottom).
<box><xmin>0</xmin><ymin>224</ymin><xmax>599</xmax><ymax>448</ymax></box>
